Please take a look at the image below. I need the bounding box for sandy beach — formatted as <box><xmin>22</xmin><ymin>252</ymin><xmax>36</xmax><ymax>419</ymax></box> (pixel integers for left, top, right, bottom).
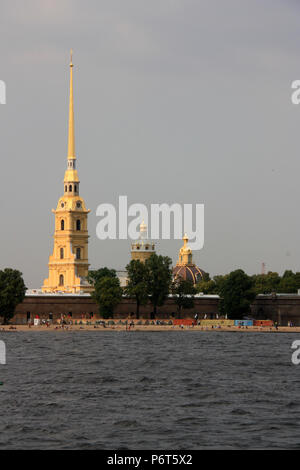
<box><xmin>0</xmin><ymin>324</ymin><xmax>299</xmax><ymax>333</ymax></box>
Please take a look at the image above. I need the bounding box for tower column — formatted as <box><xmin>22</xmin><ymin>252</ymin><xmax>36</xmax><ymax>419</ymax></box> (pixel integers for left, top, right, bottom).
<box><xmin>42</xmin><ymin>52</ymin><xmax>92</xmax><ymax>294</ymax></box>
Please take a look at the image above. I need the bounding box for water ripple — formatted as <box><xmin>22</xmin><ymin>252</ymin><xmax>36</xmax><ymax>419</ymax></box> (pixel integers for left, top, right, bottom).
<box><xmin>0</xmin><ymin>331</ymin><xmax>297</xmax><ymax>449</ymax></box>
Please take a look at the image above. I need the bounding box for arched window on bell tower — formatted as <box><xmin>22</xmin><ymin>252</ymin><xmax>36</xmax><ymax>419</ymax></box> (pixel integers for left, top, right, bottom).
<box><xmin>61</xmin><ymin>220</ymin><xmax>65</xmax><ymax>231</ymax></box>
<box><xmin>69</xmin><ymin>185</ymin><xmax>72</xmax><ymax>192</ymax></box>
<box><xmin>59</xmin><ymin>274</ymin><xmax>64</xmax><ymax>286</ymax></box>
<box><xmin>76</xmin><ymin>248</ymin><xmax>81</xmax><ymax>259</ymax></box>
<box><xmin>60</xmin><ymin>248</ymin><xmax>64</xmax><ymax>259</ymax></box>
<box><xmin>76</xmin><ymin>219</ymin><xmax>81</xmax><ymax>231</ymax></box>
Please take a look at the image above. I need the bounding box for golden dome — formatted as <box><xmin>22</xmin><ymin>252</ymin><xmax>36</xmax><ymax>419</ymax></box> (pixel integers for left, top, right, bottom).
<box><xmin>173</xmin><ymin>233</ymin><xmax>206</xmax><ymax>284</ymax></box>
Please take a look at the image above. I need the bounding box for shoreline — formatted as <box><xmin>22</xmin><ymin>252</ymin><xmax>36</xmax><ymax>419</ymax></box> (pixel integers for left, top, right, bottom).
<box><xmin>0</xmin><ymin>324</ymin><xmax>299</xmax><ymax>333</ymax></box>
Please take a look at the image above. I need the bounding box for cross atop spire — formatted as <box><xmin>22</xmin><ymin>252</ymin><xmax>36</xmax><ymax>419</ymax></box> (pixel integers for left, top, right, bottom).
<box><xmin>67</xmin><ymin>49</ymin><xmax>75</xmax><ymax>159</ymax></box>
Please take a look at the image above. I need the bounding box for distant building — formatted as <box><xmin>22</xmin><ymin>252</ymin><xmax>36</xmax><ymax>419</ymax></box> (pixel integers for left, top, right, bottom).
<box><xmin>42</xmin><ymin>53</ymin><xmax>92</xmax><ymax>293</ymax></box>
<box><xmin>172</xmin><ymin>233</ymin><xmax>206</xmax><ymax>285</ymax></box>
<box><xmin>131</xmin><ymin>221</ymin><xmax>155</xmax><ymax>263</ymax></box>
<box><xmin>116</xmin><ymin>270</ymin><xmax>128</xmax><ymax>287</ymax></box>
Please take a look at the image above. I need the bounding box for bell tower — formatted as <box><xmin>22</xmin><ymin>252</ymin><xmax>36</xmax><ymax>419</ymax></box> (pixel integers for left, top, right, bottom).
<box><xmin>131</xmin><ymin>221</ymin><xmax>156</xmax><ymax>263</ymax></box>
<box><xmin>42</xmin><ymin>52</ymin><xmax>92</xmax><ymax>293</ymax></box>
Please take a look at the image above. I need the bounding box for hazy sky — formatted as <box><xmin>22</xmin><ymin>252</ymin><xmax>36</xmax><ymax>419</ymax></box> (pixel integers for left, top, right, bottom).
<box><xmin>1</xmin><ymin>0</ymin><xmax>300</xmax><ymax>288</ymax></box>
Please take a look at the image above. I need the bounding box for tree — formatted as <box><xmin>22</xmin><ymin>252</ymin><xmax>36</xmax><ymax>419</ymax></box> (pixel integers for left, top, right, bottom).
<box><xmin>278</xmin><ymin>270</ymin><xmax>300</xmax><ymax>293</ymax></box>
<box><xmin>196</xmin><ymin>274</ymin><xmax>227</xmax><ymax>295</ymax></box>
<box><xmin>92</xmin><ymin>276</ymin><xmax>123</xmax><ymax>319</ymax></box>
<box><xmin>253</xmin><ymin>270</ymin><xmax>300</xmax><ymax>295</ymax></box>
<box><xmin>196</xmin><ymin>279</ymin><xmax>216</xmax><ymax>294</ymax></box>
<box><xmin>145</xmin><ymin>254</ymin><xmax>173</xmax><ymax>318</ymax></box>
<box><xmin>252</xmin><ymin>271</ymin><xmax>281</xmax><ymax>294</ymax></box>
<box><xmin>201</xmin><ymin>272</ymin><xmax>211</xmax><ymax>282</ymax></box>
<box><xmin>219</xmin><ymin>269</ymin><xmax>256</xmax><ymax>319</ymax></box>
<box><xmin>213</xmin><ymin>274</ymin><xmax>228</xmax><ymax>293</ymax></box>
<box><xmin>0</xmin><ymin>269</ymin><xmax>26</xmax><ymax>324</ymax></box>
<box><xmin>87</xmin><ymin>268</ymin><xmax>117</xmax><ymax>286</ymax></box>
<box><xmin>171</xmin><ymin>277</ymin><xmax>196</xmax><ymax>316</ymax></box>
<box><xmin>125</xmin><ymin>260</ymin><xmax>148</xmax><ymax>319</ymax></box>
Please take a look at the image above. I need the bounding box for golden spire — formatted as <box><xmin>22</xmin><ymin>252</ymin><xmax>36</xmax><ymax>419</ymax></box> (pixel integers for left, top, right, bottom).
<box><xmin>67</xmin><ymin>49</ymin><xmax>75</xmax><ymax>159</ymax></box>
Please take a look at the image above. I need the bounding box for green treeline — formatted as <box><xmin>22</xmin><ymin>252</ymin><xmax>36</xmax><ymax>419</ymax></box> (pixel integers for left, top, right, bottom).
<box><xmin>89</xmin><ymin>262</ymin><xmax>300</xmax><ymax>320</ymax></box>
<box><xmin>196</xmin><ymin>270</ymin><xmax>300</xmax><ymax>295</ymax></box>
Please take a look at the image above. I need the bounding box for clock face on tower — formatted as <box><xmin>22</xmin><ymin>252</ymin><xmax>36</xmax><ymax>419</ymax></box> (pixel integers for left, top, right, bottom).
<box><xmin>76</xmin><ymin>201</ymin><xmax>81</xmax><ymax>209</ymax></box>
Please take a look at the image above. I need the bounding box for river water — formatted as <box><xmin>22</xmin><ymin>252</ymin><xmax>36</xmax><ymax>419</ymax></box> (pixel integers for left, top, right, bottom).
<box><xmin>0</xmin><ymin>331</ymin><xmax>299</xmax><ymax>449</ymax></box>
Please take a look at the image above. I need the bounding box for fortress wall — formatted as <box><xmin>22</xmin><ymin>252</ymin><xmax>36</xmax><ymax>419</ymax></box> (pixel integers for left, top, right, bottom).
<box><xmin>251</xmin><ymin>295</ymin><xmax>300</xmax><ymax>326</ymax></box>
<box><xmin>13</xmin><ymin>295</ymin><xmax>220</xmax><ymax>323</ymax></box>
<box><xmin>15</xmin><ymin>294</ymin><xmax>300</xmax><ymax>325</ymax></box>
